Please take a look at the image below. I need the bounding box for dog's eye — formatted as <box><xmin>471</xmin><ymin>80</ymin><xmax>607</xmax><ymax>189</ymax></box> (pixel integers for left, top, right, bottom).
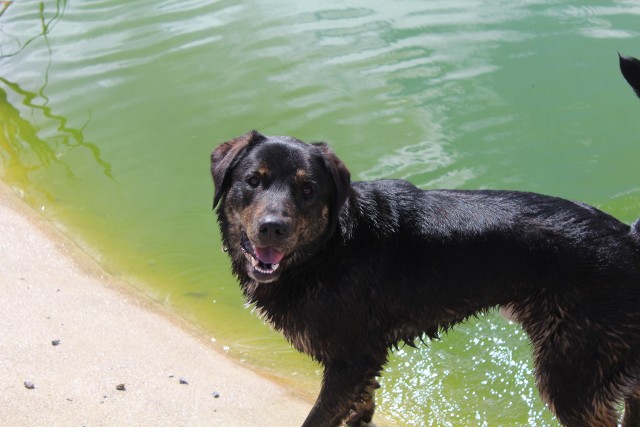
<box><xmin>247</xmin><ymin>175</ymin><xmax>260</xmax><ymax>188</ymax></box>
<box><xmin>301</xmin><ymin>184</ymin><xmax>314</xmax><ymax>198</ymax></box>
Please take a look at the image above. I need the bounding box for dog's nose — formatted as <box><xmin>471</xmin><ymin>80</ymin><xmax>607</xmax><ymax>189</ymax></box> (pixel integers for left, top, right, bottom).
<box><xmin>258</xmin><ymin>216</ymin><xmax>289</xmax><ymax>239</ymax></box>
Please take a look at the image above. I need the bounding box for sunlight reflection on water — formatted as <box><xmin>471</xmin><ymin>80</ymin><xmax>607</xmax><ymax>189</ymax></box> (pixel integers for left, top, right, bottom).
<box><xmin>381</xmin><ymin>316</ymin><xmax>557</xmax><ymax>426</ymax></box>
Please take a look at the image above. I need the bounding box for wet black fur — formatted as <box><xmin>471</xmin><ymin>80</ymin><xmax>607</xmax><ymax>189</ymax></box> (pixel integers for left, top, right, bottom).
<box><xmin>212</xmin><ymin>131</ymin><xmax>640</xmax><ymax>427</ymax></box>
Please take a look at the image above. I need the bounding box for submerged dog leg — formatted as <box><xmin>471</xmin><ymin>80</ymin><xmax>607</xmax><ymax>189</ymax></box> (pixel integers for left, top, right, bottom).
<box><xmin>302</xmin><ymin>360</ymin><xmax>383</xmax><ymax>427</ymax></box>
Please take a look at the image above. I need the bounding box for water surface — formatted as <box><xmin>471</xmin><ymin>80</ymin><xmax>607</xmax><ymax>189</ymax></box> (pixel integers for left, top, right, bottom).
<box><xmin>2</xmin><ymin>1</ymin><xmax>640</xmax><ymax>425</ymax></box>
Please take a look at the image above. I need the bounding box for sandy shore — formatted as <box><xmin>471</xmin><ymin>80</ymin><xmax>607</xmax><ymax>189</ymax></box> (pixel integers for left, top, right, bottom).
<box><xmin>0</xmin><ymin>181</ymin><xmax>312</xmax><ymax>426</ymax></box>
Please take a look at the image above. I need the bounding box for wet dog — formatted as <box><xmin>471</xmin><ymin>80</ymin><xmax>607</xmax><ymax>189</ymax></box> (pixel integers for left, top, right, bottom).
<box><xmin>211</xmin><ymin>130</ymin><xmax>640</xmax><ymax>427</ymax></box>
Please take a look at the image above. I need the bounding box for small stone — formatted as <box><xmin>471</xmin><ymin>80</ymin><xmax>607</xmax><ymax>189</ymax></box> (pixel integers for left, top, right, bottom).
<box><xmin>179</xmin><ymin>377</ymin><xmax>189</xmax><ymax>385</ymax></box>
<box><xmin>24</xmin><ymin>381</ymin><xmax>35</xmax><ymax>389</ymax></box>
<box><xmin>212</xmin><ymin>391</ymin><xmax>220</xmax><ymax>398</ymax></box>
<box><xmin>51</xmin><ymin>340</ymin><xmax>60</xmax><ymax>346</ymax></box>
<box><xmin>116</xmin><ymin>384</ymin><xmax>126</xmax><ymax>391</ymax></box>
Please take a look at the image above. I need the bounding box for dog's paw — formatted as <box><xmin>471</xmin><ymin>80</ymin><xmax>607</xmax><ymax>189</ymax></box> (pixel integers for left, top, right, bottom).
<box><xmin>344</xmin><ymin>406</ymin><xmax>375</xmax><ymax>426</ymax></box>
<box><xmin>344</xmin><ymin>419</ymin><xmax>375</xmax><ymax>427</ymax></box>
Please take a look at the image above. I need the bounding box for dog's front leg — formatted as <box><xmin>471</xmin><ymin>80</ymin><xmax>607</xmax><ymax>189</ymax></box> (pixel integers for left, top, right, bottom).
<box><xmin>302</xmin><ymin>359</ymin><xmax>381</xmax><ymax>427</ymax></box>
<box><xmin>345</xmin><ymin>377</ymin><xmax>380</xmax><ymax>426</ymax></box>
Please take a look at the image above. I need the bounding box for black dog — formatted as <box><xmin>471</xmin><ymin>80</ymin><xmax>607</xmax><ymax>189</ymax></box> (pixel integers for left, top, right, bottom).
<box><xmin>212</xmin><ymin>130</ymin><xmax>640</xmax><ymax>427</ymax></box>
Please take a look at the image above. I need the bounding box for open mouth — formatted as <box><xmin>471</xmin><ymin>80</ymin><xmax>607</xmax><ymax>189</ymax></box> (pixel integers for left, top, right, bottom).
<box><xmin>240</xmin><ymin>232</ymin><xmax>285</xmax><ymax>279</ymax></box>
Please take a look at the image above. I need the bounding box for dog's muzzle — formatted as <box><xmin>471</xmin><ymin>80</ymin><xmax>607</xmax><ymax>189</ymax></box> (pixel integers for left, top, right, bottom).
<box><xmin>241</xmin><ymin>232</ymin><xmax>285</xmax><ymax>282</ymax></box>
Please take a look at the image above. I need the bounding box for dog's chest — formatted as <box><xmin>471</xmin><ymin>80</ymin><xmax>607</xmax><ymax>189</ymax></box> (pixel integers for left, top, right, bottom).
<box><xmin>248</xmin><ymin>281</ymin><xmax>346</xmax><ymax>361</ymax></box>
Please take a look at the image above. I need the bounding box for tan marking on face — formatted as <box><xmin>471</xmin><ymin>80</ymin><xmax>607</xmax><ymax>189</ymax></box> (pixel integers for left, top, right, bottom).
<box><xmin>292</xmin><ymin>204</ymin><xmax>329</xmax><ymax>249</ymax></box>
<box><xmin>294</xmin><ymin>168</ymin><xmax>308</xmax><ymax>182</ymax></box>
<box><xmin>321</xmin><ymin>206</ymin><xmax>329</xmax><ymax>221</ymax></box>
<box><xmin>257</xmin><ymin>161</ymin><xmax>270</xmax><ymax>177</ymax></box>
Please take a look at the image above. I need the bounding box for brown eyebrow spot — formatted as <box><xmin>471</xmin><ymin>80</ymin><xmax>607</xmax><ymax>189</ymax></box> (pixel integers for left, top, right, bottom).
<box><xmin>295</xmin><ymin>168</ymin><xmax>308</xmax><ymax>182</ymax></box>
<box><xmin>257</xmin><ymin>161</ymin><xmax>270</xmax><ymax>176</ymax></box>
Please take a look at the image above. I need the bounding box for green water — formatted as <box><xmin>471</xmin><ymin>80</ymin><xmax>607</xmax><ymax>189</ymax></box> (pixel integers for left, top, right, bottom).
<box><xmin>2</xmin><ymin>1</ymin><xmax>640</xmax><ymax>425</ymax></box>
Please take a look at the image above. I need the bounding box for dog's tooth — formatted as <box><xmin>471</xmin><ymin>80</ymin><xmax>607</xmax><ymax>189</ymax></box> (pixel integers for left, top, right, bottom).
<box><xmin>272</xmin><ymin>264</ymin><xmax>279</xmax><ymax>271</ymax></box>
<box><xmin>251</xmin><ymin>256</ymin><xmax>259</xmax><ymax>267</ymax></box>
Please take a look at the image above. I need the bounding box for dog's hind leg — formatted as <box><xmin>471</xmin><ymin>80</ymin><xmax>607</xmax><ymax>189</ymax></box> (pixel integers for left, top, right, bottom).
<box><xmin>534</xmin><ymin>352</ymin><xmax>620</xmax><ymax>427</ymax></box>
<box><xmin>623</xmin><ymin>390</ymin><xmax>640</xmax><ymax>427</ymax></box>
<box><xmin>544</xmin><ymin>394</ymin><xmax>618</xmax><ymax>427</ymax></box>
<box><xmin>547</xmin><ymin>397</ymin><xmax>618</xmax><ymax>427</ymax></box>
<box><xmin>532</xmin><ymin>332</ymin><xmax>620</xmax><ymax>426</ymax></box>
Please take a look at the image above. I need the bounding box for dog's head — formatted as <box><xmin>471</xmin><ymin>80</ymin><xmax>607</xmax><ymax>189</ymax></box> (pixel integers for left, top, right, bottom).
<box><xmin>211</xmin><ymin>130</ymin><xmax>350</xmax><ymax>283</ymax></box>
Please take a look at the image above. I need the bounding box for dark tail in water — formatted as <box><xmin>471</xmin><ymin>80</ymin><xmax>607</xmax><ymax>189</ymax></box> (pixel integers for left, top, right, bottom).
<box><xmin>619</xmin><ymin>53</ymin><xmax>640</xmax><ymax>98</ymax></box>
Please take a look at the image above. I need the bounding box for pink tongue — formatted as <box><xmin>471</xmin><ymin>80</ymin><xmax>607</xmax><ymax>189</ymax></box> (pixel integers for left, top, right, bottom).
<box><xmin>254</xmin><ymin>246</ymin><xmax>284</xmax><ymax>265</ymax></box>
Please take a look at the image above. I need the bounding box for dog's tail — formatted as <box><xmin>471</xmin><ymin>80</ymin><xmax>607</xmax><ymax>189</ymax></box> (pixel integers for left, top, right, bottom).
<box><xmin>619</xmin><ymin>53</ymin><xmax>640</xmax><ymax>98</ymax></box>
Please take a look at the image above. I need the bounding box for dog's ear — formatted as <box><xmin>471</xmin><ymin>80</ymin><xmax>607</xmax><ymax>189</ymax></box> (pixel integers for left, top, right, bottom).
<box><xmin>211</xmin><ymin>130</ymin><xmax>265</xmax><ymax>208</ymax></box>
<box><xmin>619</xmin><ymin>53</ymin><xmax>640</xmax><ymax>98</ymax></box>
<box><xmin>314</xmin><ymin>142</ymin><xmax>351</xmax><ymax>219</ymax></box>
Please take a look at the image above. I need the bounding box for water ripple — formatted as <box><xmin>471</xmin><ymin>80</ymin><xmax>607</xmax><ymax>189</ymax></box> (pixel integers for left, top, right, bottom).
<box><xmin>37</xmin><ymin>1</ymin><xmax>245</xmax><ymax>83</ymax></box>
